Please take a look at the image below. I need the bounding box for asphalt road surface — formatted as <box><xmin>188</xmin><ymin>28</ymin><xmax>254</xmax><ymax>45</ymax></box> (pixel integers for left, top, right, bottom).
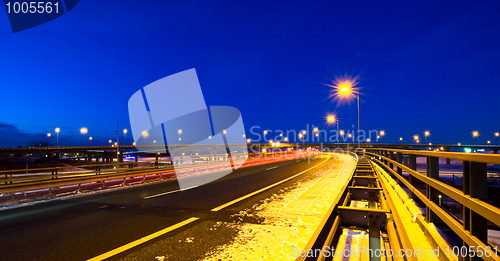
<box><xmin>0</xmin><ymin>156</ymin><xmax>330</xmax><ymax>261</ymax></box>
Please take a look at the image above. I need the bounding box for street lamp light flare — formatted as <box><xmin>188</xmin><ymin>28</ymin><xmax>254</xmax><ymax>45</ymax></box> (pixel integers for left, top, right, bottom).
<box><xmin>399</xmin><ymin>137</ymin><xmax>403</xmax><ymax>141</ymax></box>
<box><xmin>47</xmin><ymin>133</ymin><xmax>51</xmax><ymax>137</ymax></box>
<box><xmin>123</xmin><ymin>129</ymin><xmax>128</xmax><ymax>134</ymax></box>
<box><xmin>326</xmin><ymin>115</ymin><xmax>336</xmax><ymax>124</ymax></box>
<box><xmin>80</xmin><ymin>128</ymin><xmax>88</xmax><ymax>134</ymax></box>
<box><xmin>142</xmin><ymin>131</ymin><xmax>149</xmax><ymax>138</ymax></box>
<box><xmin>380</xmin><ymin>130</ymin><xmax>385</xmax><ymax>136</ymax></box>
<box><xmin>55</xmin><ymin>128</ymin><xmax>60</xmax><ymax>133</ymax></box>
<box><xmin>473</xmin><ymin>131</ymin><xmax>479</xmax><ymax>137</ymax></box>
<box><xmin>247</xmin><ymin>139</ymin><xmax>251</xmax><ymax>143</ymax></box>
<box><xmin>326</xmin><ymin>74</ymin><xmax>359</xmax><ymax>103</ymax></box>
<box><xmin>178</xmin><ymin>129</ymin><xmax>182</xmax><ymax>134</ymax></box>
<box><xmin>313</xmin><ymin>127</ymin><xmax>319</xmax><ymax>133</ymax></box>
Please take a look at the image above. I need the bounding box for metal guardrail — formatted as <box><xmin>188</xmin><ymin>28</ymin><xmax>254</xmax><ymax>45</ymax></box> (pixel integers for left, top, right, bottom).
<box><xmin>367</xmin><ymin>148</ymin><xmax>500</xmax><ymax>261</ymax></box>
<box><xmin>0</xmin><ymin>162</ymin><xmax>175</xmax><ymax>194</ymax></box>
<box><xmin>296</xmin><ymin>152</ymin><xmax>359</xmax><ymax>261</ymax></box>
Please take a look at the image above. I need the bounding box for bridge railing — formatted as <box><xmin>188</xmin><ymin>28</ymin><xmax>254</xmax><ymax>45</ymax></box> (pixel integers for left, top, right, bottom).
<box><xmin>366</xmin><ymin>148</ymin><xmax>500</xmax><ymax>261</ymax></box>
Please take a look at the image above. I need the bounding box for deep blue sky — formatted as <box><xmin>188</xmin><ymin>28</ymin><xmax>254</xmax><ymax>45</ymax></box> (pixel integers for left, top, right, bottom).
<box><xmin>1</xmin><ymin>1</ymin><xmax>499</xmax><ymax>147</ymax></box>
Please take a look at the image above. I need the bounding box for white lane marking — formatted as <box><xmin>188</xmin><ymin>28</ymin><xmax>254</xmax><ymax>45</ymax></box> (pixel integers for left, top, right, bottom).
<box><xmin>211</xmin><ymin>156</ymin><xmax>330</xmax><ymax>212</ymax></box>
<box><xmin>144</xmin><ymin>185</ymin><xmax>198</xmax><ymax>199</ymax></box>
<box><xmin>266</xmin><ymin>166</ymin><xmax>278</xmax><ymax>171</ymax></box>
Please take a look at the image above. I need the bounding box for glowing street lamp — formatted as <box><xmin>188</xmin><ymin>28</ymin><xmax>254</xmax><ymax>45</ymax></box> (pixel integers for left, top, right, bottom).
<box><xmin>424</xmin><ymin>131</ymin><xmax>430</xmax><ymax>143</ymax></box>
<box><xmin>109</xmin><ymin>139</ymin><xmax>112</xmax><ymax>144</ymax></box>
<box><xmin>299</xmin><ymin>133</ymin><xmax>304</xmax><ymax>148</ymax></box>
<box><xmin>80</xmin><ymin>127</ymin><xmax>88</xmax><ymax>134</ymax></box>
<box><xmin>332</xmin><ymin>78</ymin><xmax>360</xmax><ymax>148</ymax></box>
<box><xmin>89</xmin><ymin>137</ymin><xmax>93</xmax><ymax>141</ymax></box>
<box><xmin>47</xmin><ymin>133</ymin><xmax>51</xmax><ymax>137</ymax></box>
<box><xmin>247</xmin><ymin>139</ymin><xmax>251</xmax><ymax>143</ymax></box>
<box><xmin>472</xmin><ymin>131</ymin><xmax>479</xmax><ymax>144</ymax></box>
<box><xmin>458</xmin><ymin>142</ymin><xmax>461</xmax><ymax>146</ymax></box>
<box><xmin>123</xmin><ymin>129</ymin><xmax>128</xmax><ymax>145</ymax></box>
<box><xmin>399</xmin><ymin>137</ymin><xmax>403</xmax><ymax>141</ymax></box>
<box><xmin>55</xmin><ymin>128</ymin><xmax>60</xmax><ymax>147</ymax></box>
<box><xmin>488</xmin><ymin>141</ymin><xmax>491</xmax><ymax>144</ymax></box>
<box><xmin>313</xmin><ymin>127</ymin><xmax>319</xmax><ymax>133</ymax></box>
<box><xmin>284</xmin><ymin>137</ymin><xmax>288</xmax><ymax>142</ymax></box>
<box><xmin>178</xmin><ymin>129</ymin><xmax>182</xmax><ymax>144</ymax></box>
<box><xmin>367</xmin><ymin>138</ymin><xmax>371</xmax><ymax>143</ymax></box>
<box><xmin>340</xmin><ymin>130</ymin><xmax>344</xmax><ymax>136</ymax></box>
<box><xmin>142</xmin><ymin>131</ymin><xmax>149</xmax><ymax>138</ymax></box>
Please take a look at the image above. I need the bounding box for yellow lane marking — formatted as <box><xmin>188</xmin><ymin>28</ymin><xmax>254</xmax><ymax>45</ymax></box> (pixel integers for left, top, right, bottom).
<box><xmin>211</xmin><ymin>156</ymin><xmax>330</xmax><ymax>212</ymax></box>
<box><xmin>86</xmin><ymin>217</ymin><xmax>199</xmax><ymax>261</ymax></box>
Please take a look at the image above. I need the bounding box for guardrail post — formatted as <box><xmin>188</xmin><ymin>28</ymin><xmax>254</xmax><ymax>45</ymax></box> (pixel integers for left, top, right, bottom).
<box><xmin>87</xmin><ymin>153</ymin><xmax>93</xmax><ymax>164</ymax></box>
<box><xmin>464</xmin><ymin>161</ymin><xmax>488</xmax><ymax>259</ymax></box>
<box><xmin>396</xmin><ymin>153</ymin><xmax>403</xmax><ymax>176</ymax></box>
<box><xmin>445</xmin><ymin>147</ymin><xmax>451</xmax><ymax>164</ymax></box>
<box><xmin>426</xmin><ymin>156</ymin><xmax>441</xmax><ymax>224</ymax></box>
<box><xmin>408</xmin><ymin>154</ymin><xmax>418</xmax><ymax>200</ymax></box>
<box><xmin>388</xmin><ymin>151</ymin><xmax>394</xmax><ymax>170</ymax></box>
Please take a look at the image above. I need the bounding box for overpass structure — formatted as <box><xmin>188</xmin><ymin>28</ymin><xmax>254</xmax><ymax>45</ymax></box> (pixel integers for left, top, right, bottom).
<box><xmin>1</xmin><ymin>143</ymin><xmax>498</xmax><ymax>163</ymax></box>
<box><xmin>0</xmin><ymin>145</ymin><xmax>500</xmax><ymax>260</ymax></box>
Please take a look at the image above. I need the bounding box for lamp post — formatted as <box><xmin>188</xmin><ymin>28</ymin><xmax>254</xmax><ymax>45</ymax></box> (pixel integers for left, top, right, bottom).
<box><xmin>336</xmin><ymin>85</ymin><xmax>360</xmax><ymax>147</ymax></box>
<box><xmin>495</xmin><ymin>132</ymin><xmax>499</xmax><ymax>145</ymax></box>
<box><xmin>55</xmin><ymin>128</ymin><xmax>60</xmax><ymax>147</ymax></box>
<box><xmin>424</xmin><ymin>131</ymin><xmax>430</xmax><ymax>143</ymax></box>
<box><xmin>123</xmin><ymin>129</ymin><xmax>128</xmax><ymax>145</ymax></box>
<box><xmin>326</xmin><ymin>114</ymin><xmax>338</xmax><ymax>145</ymax></box>
<box><xmin>473</xmin><ymin>131</ymin><xmax>479</xmax><ymax>145</ymax></box>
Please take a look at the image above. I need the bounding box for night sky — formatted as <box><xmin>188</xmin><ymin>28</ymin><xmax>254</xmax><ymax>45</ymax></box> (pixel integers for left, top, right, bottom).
<box><xmin>1</xmin><ymin>1</ymin><xmax>499</xmax><ymax>147</ymax></box>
